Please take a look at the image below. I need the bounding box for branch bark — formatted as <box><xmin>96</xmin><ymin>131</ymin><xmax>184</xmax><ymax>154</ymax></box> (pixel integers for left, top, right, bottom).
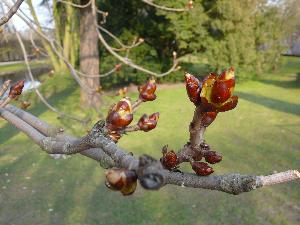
<box><xmin>2</xmin><ymin>106</ymin><xmax>298</xmax><ymax>195</ymax></box>
<box><xmin>0</xmin><ymin>0</ymin><xmax>24</xmax><ymax>26</ymax></box>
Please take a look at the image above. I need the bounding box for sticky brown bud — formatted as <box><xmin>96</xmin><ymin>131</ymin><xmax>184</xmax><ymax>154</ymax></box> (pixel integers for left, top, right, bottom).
<box><xmin>185</xmin><ymin>73</ymin><xmax>201</xmax><ymax>105</ymax></box>
<box><xmin>9</xmin><ymin>80</ymin><xmax>25</xmax><ymax>99</ymax></box>
<box><xmin>106</xmin><ymin>98</ymin><xmax>133</xmax><ymax>130</ymax></box>
<box><xmin>138</xmin><ymin>112</ymin><xmax>159</xmax><ymax>132</ymax></box>
<box><xmin>105</xmin><ymin>169</ymin><xmax>138</xmax><ymax>195</ymax></box>
<box><xmin>160</xmin><ymin>150</ymin><xmax>178</xmax><ymax>170</ymax></box>
<box><xmin>203</xmin><ymin>151</ymin><xmax>222</xmax><ymax>164</ymax></box>
<box><xmin>191</xmin><ymin>161</ymin><xmax>214</xmax><ymax>176</ymax></box>
<box><xmin>138</xmin><ymin>78</ymin><xmax>157</xmax><ymax>102</ymax></box>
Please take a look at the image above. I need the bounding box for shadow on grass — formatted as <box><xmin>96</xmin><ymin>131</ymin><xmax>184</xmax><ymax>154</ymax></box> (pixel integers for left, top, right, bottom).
<box><xmin>237</xmin><ymin>92</ymin><xmax>300</xmax><ymax>116</ymax></box>
<box><xmin>260</xmin><ymin>73</ymin><xmax>300</xmax><ymax>89</ymax></box>
<box><xmin>0</xmin><ymin>85</ymin><xmax>76</xmax><ymax>144</ymax></box>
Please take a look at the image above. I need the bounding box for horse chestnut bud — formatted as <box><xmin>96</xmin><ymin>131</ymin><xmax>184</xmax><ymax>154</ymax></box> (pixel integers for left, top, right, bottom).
<box><xmin>105</xmin><ymin>169</ymin><xmax>138</xmax><ymax>196</ymax></box>
<box><xmin>160</xmin><ymin>150</ymin><xmax>178</xmax><ymax>170</ymax></box>
<box><xmin>138</xmin><ymin>78</ymin><xmax>157</xmax><ymax>102</ymax></box>
<box><xmin>184</xmin><ymin>73</ymin><xmax>201</xmax><ymax>105</ymax></box>
<box><xmin>9</xmin><ymin>80</ymin><xmax>25</xmax><ymax>99</ymax></box>
<box><xmin>204</xmin><ymin>151</ymin><xmax>222</xmax><ymax>164</ymax></box>
<box><xmin>138</xmin><ymin>112</ymin><xmax>159</xmax><ymax>132</ymax></box>
<box><xmin>106</xmin><ymin>98</ymin><xmax>133</xmax><ymax>130</ymax></box>
<box><xmin>191</xmin><ymin>161</ymin><xmax>214</xmax><ymax>176</ymax></box>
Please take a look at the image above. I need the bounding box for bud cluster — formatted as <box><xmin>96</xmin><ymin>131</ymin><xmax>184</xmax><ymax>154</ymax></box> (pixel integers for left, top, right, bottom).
<box><xmin>105</xmin><ymin>78</ymin><xmax>159</xmax><ymax>143</ymax></box>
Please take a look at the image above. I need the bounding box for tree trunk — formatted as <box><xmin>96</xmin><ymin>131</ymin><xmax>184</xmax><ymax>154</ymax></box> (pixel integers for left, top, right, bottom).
<box><xmin>80</xmin><ymin>0</ymin><xmax>101</xmax><ymax>108</ymax></box>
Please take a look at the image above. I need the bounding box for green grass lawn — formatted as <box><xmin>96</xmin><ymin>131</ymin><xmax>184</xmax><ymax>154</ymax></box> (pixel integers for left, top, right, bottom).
<box><xmin>0</xmin><ymin>60</ymin><xmax>49</xmax><ymax>73</ymax></box>
<box><xmin>0</xmin><ymin>57</ymin><xmax>300</xmax><ymax>225</ymax></box>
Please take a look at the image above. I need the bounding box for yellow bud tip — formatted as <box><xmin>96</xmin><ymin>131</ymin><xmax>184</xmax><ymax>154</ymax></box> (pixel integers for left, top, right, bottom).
<box><xmin>184</xmin><ymin>72</ymin><xmax>191</xmax><ymax>79</ymax></box>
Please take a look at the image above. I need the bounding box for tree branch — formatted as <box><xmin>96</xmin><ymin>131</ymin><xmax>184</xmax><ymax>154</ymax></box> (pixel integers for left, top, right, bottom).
<box><xmin>141</xmin><ymin>0</ymin><xmax>189</xmax><ymax>12</ymax></box>
<box><xmin>0</xmin><ymin>0</ymin><xmax>24</xmax><ymax>26</ymax></box>
<box><xmin>1</xmin><ymin>105</ymin><xmax>299</xmax><ymax>194</ymax></box>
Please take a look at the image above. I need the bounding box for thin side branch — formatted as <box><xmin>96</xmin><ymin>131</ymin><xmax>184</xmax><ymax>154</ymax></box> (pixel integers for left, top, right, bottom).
<box><xmin>141</xmin><ymin>0</ymin><xmax>189</xmax><ymax>12</ymax></box>
<box><xmin>57</xmin><ymin>0</ymin><xmax>91</xmax><ymax>8</ymax></box>
<box><xmin>260</xmin><ymin>170</ymin><xmax>300</xmax><ymax>186</ymax></box>
<box><xmin>0</xmin><ymin>0</ymin><xmax>24</xmax><ymax>26</ymax></box>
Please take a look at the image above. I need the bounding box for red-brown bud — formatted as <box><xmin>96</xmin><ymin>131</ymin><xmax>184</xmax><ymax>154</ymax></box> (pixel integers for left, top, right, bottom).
<box><xmin>138</xmin><ymin>78</ymin><xmax>157</xmax><ymax>102</ymax></box>
<box><xmin>106</xmin><ymin>98</ymin><xmax>133</xmax><ymax>130</ymax></box>
<box><xmin>115</xmin><ymin>64</ymin><xmax>122</xmax><ymax>72</ymax></box>
<box><xmin>200</xmin><ymin>67</ymin><xmax>237</xmax><ymax>113</ymax></box>
<box><xmin>203</xmin><ymin>151</ymin><xmax>222</xmax><ymax>164</ymax></box>
<box><xmin>108</xmin><ymin>130</ymin><xmax>122</xmax><ymax>143</ymax></box>
<box><xmin>105</xmin><ymin>169</ymin><xmax>138</xmax><ymax>196</ymax></box>
<box><xmin>9</xmin><ymin>80</ymin><xmax>25</xmax><ymax>99</ymax></box>
<box><xmin>138</xmin><ymin>112</ymin><xmax>159</xmax><ymax>132</ymax></box>
<box><xmin>160</xmin><ymin>150</ymin><xmax>178</xmax><ymax>170</ymax></box>
<box><xmin>191</xmin><ymin>161</ymin><xmax>214</xmax><ymax>176</ymax></box>
<box><xmin>184</xmin><ymin>73</ymin><xmax>201</xmax><ymax>105</ymax></box>
<box><xmin>201</xmin><ymin>111</ymin><xmax>217</xmax><ymax>127</ymax></box>
<box><xmin>217</xmin><ymin>95</ymin><xmax>238</xmax><ymax>112</ymax></box>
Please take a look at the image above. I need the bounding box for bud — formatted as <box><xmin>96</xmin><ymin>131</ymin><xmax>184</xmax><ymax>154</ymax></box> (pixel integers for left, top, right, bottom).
<box><xmin>95</xmin><ymin>85</ymin><xmax>102</xmax><ymax>93</ymax></box>
<box><xmin>106</xmin><ymin>98</ymin><xmax>133</xmax><ymax>130</ymax></box>
<box><xmin>173</xmin><ymin>51</ymin><xmax>177</xmax><ymax>59</ymax></box>
<box><xmin>191</xmin><ymin>161</ymin><xmax>214</xmax><ymax>176</ymax></box>
<box><xmin>201</xmin><ymin>111</ymin><xmax>217</xmax><ymax>127</ymax></box>
<box><xmin>9</xmin><ymin>80</ymin><xmax>25</xmax><ymax>99</ymax></box>
<box><xmin>203</xmin><ymin>151</ymin><xmax>222</xmax><ymax>164</ymax></box>
<box><xmin>184</xmin><ymin>73</ymin><xmax>201</xmax><ymax>105</ymax></box>
<box><xmin>48</xmin><ymin>70</ymin><xmax>55</xmax><ymax>77</ymax></box>
<box><xmin>160</xmin><ymin>150</ymin><xmax>178</xmax><ymax>170</ymax></box>
<box><xmin>187</xmin><ymin>0</ymin><xmax>193</xmax><ymax>9</ymax></box>
<box><xmin>200</xmin><ymin>68</ymin><xmax>238</xmax><ymax>112</ymax></box>
<box><xmin>108</xmin><ymin>130</ymin><xmax>122</xmax><ymax>143</ymax></box>
<box><xmin>20</xmin><ymin>101</ymin><xmax>31</xmax><ymax>110</ymax></box>
<box><xmin>115</xmin><ymin>64</ymin><xmax>122</xmax><ymax>72</ymax></box>
<box><xmin>105</xmin><ymin>169</ymin><xmax>138</xmax><ymax>195</ymax></box>
<box><xmin>138</xmin><ymin>78</ymin><xmax>157</xmax><ymax>102</ymax></box>
<box><xmin>118</xmin><ymin>87</ymin><xmax>127</xmax><ymax>97</ymax></box>
<box><xmin>138</xmin><ymin>112</ymin><xmax>159</xmax><ymax>132</ymax></box>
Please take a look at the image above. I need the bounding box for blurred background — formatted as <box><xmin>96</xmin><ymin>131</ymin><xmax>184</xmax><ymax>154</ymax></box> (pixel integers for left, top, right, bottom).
<box><xmin>0</xmin><ymin>0</ymin><xmax>299</xmax><ymax>224</ymax></box>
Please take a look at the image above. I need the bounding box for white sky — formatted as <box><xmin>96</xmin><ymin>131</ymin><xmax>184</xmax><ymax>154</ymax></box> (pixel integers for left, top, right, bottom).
<box><xmin>4</xmin><ymin>0</ymin><xmax>53</xmax><ymax>31</ymax></box>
